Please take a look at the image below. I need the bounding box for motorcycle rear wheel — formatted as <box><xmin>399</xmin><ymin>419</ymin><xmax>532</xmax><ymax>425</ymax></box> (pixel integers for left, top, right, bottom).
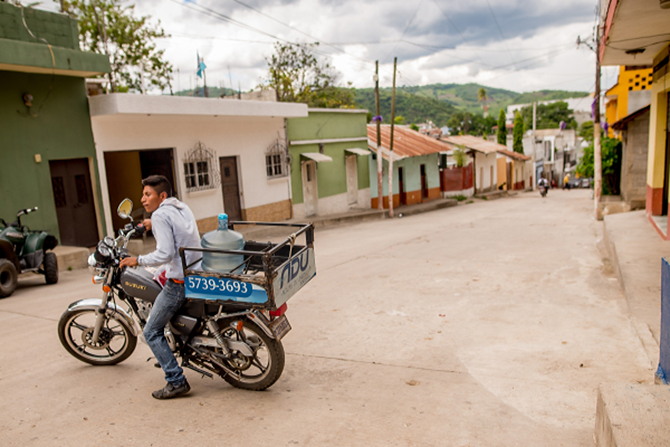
<box><xmin>215</xmin><ymin>319</ymin><xmax>285</xmax><ymax>391</ymax></box>
<box><xmin>58</xmin><ymin>308</ymin><xmax>137</xmax><ymax>365</ymax></box>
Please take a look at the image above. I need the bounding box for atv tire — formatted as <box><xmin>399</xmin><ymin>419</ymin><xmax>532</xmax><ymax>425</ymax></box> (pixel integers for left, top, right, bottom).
<box><xmin>43</xmin><ymin>252</ymin><xmax>58</xmax><ymax>285</ymax></box>
<box><xmin>0</xmin><ymin>259</ymin><xmax>18</xmax><ymax>298</ymax></box>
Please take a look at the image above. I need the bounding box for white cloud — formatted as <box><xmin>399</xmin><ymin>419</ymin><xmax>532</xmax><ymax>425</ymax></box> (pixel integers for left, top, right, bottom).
<box><xmin>30</xmin><ymin>0</ymin><xmax>605</xmax><ymax>94</ymax></box>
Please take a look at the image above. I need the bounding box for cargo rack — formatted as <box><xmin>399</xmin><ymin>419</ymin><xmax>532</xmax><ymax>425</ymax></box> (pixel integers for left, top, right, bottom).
<box><xmin>179</xmin><ymin>221</ymin><xmax>315</xmax><ymax>310</ymax></box>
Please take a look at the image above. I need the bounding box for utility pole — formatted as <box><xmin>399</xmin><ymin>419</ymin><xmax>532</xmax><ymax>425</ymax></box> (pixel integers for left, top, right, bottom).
<box><xmin>374</xmin><ymin>61</ymin><xmax>383</xmax><ymax>210</ymax></box>
<box><xmin>388</xmin><ymin>57</ymin><xmax>397</xmax><ymax>218</ymax></box>
<box><xmin>533</xmin><ymin>101</ymin><xmax>537</xmax><ymax>188</ymax></box>
<box><xmin>593</xmin><ymin>31</ymin><xmax>602</xmax><ymax>220</ymax></box>
<box><xmin>577</xmin><ymin>32</ymin><xmax>602</xmax><ymax>219</ymax></box>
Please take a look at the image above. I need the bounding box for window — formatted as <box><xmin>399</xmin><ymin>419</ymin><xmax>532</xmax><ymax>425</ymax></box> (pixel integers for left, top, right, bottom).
<box><xmin>265</xmin><ymin>139</ymin><xmax>289</xmax><ymax>179</ymax></box>
<box><xmin>184</xmin><ymin>142</ymin><xmax>219</xmax><ymax>192</ymax></box>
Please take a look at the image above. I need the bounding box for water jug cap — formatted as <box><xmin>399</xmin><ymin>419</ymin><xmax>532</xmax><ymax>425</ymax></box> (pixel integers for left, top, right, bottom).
<box><xmin>218</xmin><ymin>213</ymin><xmax>228</xmax><ymax>221</ymax></box>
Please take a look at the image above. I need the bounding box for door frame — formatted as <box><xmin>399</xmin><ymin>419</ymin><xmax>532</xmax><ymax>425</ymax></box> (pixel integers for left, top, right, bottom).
<box><xmin>345</xmin><ymin>154</ymin><xmax>358</xmax><ymax>205</ymax></box>
<box><xmin>219</xmin><ymin>156</ymin><xmax>243</xmax><ymax>221</ymax></box>
<box><xmin>301</xmin><ymin>160</ymin><xmax>318</xmax><ymax>217</ymax></box>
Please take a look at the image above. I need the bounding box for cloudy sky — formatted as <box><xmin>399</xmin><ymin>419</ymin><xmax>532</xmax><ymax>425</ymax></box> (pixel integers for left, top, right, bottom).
<box><xmin>46</xmin><ymin>0</ymin><xmax>618</xmax><ymax>94</ymax></box>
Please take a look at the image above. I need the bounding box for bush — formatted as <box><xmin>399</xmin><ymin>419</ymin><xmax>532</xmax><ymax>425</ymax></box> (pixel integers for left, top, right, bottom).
<box><xmin>576</xmin><ymin>137</ymin><xmax>622</xmax><ymax>195</ymax></box>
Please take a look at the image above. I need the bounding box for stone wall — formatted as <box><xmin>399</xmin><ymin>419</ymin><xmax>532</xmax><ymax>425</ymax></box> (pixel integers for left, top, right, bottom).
<box><xmin>621</xmin><ymin>110</ymin><xmax>649</xmax><ymax>209</ymax></box>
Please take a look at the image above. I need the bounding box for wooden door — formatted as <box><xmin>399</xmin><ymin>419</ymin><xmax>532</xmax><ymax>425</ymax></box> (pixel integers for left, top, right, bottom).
<box><xmin>398</xmin><ymin>166</ymin><xmax>407</xmax><ymax>205</ymax></box>
<box><xmin>302</xmin><ymin>161</ymin><xmax>318</xmax><ymax>217</ymax></box>
<box><xmin>219</xmin><ymin>156</ymin><xmax>242</xmax><ymax>221</ymax></box>
<box><xmin>420</xmin><ymin>164</ymin><xmax>428</xmax><ymax>199</ymax></box>
<box><xmin>49</xmin><ymin>158</ymin><xmax>98</xmax><ymax>247</ymax></box>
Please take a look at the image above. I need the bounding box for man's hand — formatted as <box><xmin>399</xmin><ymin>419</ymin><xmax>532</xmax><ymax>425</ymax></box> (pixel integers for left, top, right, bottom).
<box><xmin>119</xmin><ymin>256</ymin><xmax>139</xmax><ymax>268</ymax></box>
<box><xmin>142</xmin><ymin>218</ymin><xmax>152</xmax><ymax>231</ymax></box>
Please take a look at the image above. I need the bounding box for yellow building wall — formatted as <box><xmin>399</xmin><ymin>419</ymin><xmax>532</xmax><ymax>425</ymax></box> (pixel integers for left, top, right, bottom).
<box><xmin>605</xmin><ymin>66</ymin><xmax>653</xmax><ymax>137</ymax></box>
<box><xmin>646</xmin><ymin>48</ymin><xmax>670</xmax><ymax>216</ymax></box>
<box><xmin>647</xmin><ymin>79</ymin><xmax>668</xmax><ymax>189</ymax></box>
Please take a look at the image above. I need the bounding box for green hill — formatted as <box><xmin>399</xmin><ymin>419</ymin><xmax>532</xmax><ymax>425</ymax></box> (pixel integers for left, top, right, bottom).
<box><xmin>173</xmin><ymin>82</ymin><xmax>588</xmax><ymax>129</ymax></box>
<box><xmin>353</xmin><ymin>83</ymin><xmax>588</xmax><ymax>127</ymax></box>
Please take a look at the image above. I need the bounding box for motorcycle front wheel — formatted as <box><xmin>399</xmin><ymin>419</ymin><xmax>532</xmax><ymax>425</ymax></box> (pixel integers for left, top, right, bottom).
<box><xmin>58</xmin><ymin>308</ymin><xmax>137</xmax><ymax>365</ymax></box>
<box><xmin>215</xmin><ymin>319</ymin><xmax>285</xmax><ymax>391</ymax></box>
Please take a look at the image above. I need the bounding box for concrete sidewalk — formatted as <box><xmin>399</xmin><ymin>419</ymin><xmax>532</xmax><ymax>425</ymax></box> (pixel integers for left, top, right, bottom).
<box><xmin>598</xmin><ymin>210</ymin><xmax>670</xmax><ymax>447</ymax></box>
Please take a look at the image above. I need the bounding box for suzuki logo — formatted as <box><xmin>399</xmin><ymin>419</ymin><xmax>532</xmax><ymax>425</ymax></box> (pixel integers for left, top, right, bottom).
<box><xmin>124</xmin><ymin>281</ymin><xmax>147</xmax><ymax>291</ymax></box>
<box><xmin>279</xmin><ymin>251</ymin><xmax>310</xmax><ymax>287</ymax></box>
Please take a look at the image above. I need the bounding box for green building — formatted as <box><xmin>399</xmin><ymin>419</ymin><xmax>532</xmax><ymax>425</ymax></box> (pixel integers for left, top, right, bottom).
<box><xmin>0</xmin><ymin>3</ymin><xmax>110</xmax><ymax>246</ymax></box>
<box><xmin>287</xmin><ymin>108</ymin><xmax>371</xmax><ymax>218</ymax></box>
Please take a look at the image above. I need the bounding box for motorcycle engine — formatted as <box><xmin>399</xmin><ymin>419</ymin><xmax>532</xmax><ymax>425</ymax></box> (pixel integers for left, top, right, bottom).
<box><xmin>136</xmin><ymin>299</ymin><xmax>152</xmax><ymax>322</ymax></box>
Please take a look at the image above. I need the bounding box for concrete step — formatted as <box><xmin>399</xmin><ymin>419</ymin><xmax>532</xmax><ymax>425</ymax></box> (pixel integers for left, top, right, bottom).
<box><xmin>595</xmin><ymin>383</ymin><xmax>670</xmax><ymax>446</ymax></box>
<box><xmin>52</xmin><ymin>245</ymin><xmax>91</xmax><ymax>271</ymax></box>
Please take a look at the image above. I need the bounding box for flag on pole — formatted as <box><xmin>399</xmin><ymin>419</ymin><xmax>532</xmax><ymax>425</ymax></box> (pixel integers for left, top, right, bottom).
<box><xmin>196</xmin><ymin>52</ymin><xmax>207</xmax><ymax>79</ymax></box>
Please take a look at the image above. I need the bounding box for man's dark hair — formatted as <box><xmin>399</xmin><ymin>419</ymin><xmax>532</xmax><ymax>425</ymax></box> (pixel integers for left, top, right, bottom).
<box><xmin>142</xmin><ymin>175</ymin><xmax>172</xmax><ymax>197</ymax></box>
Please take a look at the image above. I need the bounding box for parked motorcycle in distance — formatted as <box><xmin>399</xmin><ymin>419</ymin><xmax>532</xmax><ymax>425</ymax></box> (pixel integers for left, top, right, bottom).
<box><xmin>57</xmin><ymin>199</ymin><xmax>316</xmax><ymax>391</ymax></box>
<box><xmin>0</xmin><ymin>207</ymin><xmax>59</xmax><ymax>298</ymax></box>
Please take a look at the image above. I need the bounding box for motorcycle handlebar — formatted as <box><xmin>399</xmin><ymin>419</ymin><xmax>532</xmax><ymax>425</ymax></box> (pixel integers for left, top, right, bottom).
<box><xmin>18</xmin><ymin>207</ymin><xmax>38</xmax><ymax>217</ymax></box>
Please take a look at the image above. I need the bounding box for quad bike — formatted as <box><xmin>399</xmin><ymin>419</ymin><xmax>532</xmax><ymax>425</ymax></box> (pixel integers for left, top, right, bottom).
<box><xmin>0</xmin><ymin>207</ymin><xmax>59</xmax><ymax>298</ymax></box>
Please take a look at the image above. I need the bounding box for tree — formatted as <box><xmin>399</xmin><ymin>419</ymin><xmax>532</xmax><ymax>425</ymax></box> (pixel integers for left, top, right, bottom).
<box><xmin>265</xmin><ymin>41</ymin><xmax>354</xmax><ymax>108</ymax></box>
<box><xmin>452</xmin><ymin>146</ymin><xmax>467</xmax><ymax>167</ymax></box>
<box><xmin>446</xmin><ymin>111</ymin><xmax>495</xmax><ymax>137</ymax></box>
<box><xmin>576</xmin><ymin>136</ymin><xmax>621</xmax><ymax>194</ymax></box>
<box><xmin>519</xmin><ymin>101</ymin><xmax>577</xmax><ymax>131</ymax></box>
<box><xmin>60</xmin><ymin>0</ymin><xmax>173</xmax><ymax>93</ymax></box>
<box><xmin>478</xmin><ymin>87</ymin><xmax>489</xmax><ymax>117</ymax></box>
<box><xmin>512</xmin><ymin>111</ymin><xmax>524</xmax><ymax>153</ymax></box>
<box><xmin>579</xmin><ymin>121</ymin><xmax>595</xmax><ymax>143</ymax></box>
<box><xmin>496</xmin><ymin>109</ymin><xmax>507</xmax><ymax>145</ymax></box>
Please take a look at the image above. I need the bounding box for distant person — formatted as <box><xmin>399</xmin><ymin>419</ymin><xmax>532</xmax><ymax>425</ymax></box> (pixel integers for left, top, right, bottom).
<box><xmin>563</xmin><ymin>174</ymin><xmax>571</xmax><ymax>190</ymax></box>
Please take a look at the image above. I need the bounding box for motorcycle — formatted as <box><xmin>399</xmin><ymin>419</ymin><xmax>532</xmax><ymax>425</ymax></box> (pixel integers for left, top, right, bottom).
<box><xmin>0</xmin><ymin>207</ymin><xmax>59</xmax><ymax>298</ymax></box>
<box><xmin>539</xmin><ymin>185</ymin><xmax>548</xmax><ymax>198</ymax></box>
<box><xmin>57</xmin><ymin>199</ymin><xmax>316</xmax><ymax>391</ymax></box>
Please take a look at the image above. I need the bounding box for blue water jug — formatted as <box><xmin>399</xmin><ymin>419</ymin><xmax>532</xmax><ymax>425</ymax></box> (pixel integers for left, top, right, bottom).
<box><xmin>201</xmin><ymin>213</ymin><xmax>245</xmax><ymax>273</ymax></box>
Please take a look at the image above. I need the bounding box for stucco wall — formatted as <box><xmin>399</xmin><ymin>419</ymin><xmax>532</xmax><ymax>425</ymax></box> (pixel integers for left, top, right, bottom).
<box><xmin>474</xmin><ymin>153</ymin><xmax>497</xmax><ymax>192</ymax></box>
<box><xmin>368</xmin><ymin>153</ymin><xmax>441</xmax><ymax>207</ymax></box>
<box><xmin>90</xmin><ymin>113</ymin><xmax>291</xmax><ymax>234</ymax></box>
<box><xmin>287</xmin><ymin>109</ymin><xmax>369</xmax><ymax>205</ymax></box>
<box><xmin>0</xmin><ymin>70</ymin><xmax>103</xmax><ymax>239</ymax></box>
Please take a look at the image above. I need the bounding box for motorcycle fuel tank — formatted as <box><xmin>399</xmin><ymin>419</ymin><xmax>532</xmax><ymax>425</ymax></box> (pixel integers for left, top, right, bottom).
<box><xmin>120</xmin><ymin>267</ymin><xmax>162</xmax><ymax>303</ymax></box>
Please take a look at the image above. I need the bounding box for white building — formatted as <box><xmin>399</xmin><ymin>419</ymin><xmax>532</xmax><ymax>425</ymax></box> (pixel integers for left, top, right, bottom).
<box><xmin>88</xmin><ymin>93</ymin><xmax>307</xmax><ymax>235</ymax></box>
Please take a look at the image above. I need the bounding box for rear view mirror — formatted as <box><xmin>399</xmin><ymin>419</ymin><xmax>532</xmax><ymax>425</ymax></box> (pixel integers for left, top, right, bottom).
<box><xmin>117</xmin><ymin>199</ymin><xmax>133</xmax><ymax>220</ymax></box>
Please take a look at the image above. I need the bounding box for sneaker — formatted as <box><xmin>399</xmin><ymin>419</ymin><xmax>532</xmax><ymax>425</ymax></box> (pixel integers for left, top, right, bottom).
<box><xmin>151</xmin><ymin>379</ymin><xmax>191</xmax><ymax>400</ymax></box>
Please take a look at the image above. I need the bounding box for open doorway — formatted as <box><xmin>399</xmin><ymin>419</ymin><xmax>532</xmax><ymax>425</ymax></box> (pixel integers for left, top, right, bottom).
<box><xmin>104</xmin><ymin>148</ymin><xmax>175</xmax><ymax>231</ymax></box>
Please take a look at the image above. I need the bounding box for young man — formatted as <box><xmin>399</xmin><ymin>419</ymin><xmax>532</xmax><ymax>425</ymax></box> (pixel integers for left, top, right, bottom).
<box><xmin>120</xmin><ymin>175</ymin><xmax>201</xmax><ymax>399</ymax></box>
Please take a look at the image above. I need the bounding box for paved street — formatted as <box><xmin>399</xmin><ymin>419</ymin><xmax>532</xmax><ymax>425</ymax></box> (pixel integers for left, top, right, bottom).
<box><xmin>0</xmin><ymin>189</ymin><xmax>652</xmax><ymax>446</ymax></box>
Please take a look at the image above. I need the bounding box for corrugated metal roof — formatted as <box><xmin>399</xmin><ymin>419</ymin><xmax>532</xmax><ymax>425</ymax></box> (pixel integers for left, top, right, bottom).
<box><xmin>440</xmin><ymin>135</ymin><xmax>501</xmax><ymax>154</ymax></box>
<box><xmin>497</xmin><ymin>148</ymin><xmax>531</xmax><ymax>161</ymax></box>
<box><xmin>442</xmin><ymin>135</ymin><xmax>530</xmax><ymax>161</ymax></box>
<box><xmin>367</xmin><ymin>125</ymin><xmax>455</xmax><ymax>160</ymax></box>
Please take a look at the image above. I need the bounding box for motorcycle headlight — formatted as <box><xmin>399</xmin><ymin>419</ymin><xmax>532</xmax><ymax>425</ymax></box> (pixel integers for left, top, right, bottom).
<box><xmin>94</xmin><ymin>240</ymin><xmax>113</xmax><ymax>263</ymax></box>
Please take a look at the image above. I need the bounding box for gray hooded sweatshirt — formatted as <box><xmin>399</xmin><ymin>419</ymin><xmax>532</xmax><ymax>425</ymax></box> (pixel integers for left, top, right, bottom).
<box><xmin>137</xmin><ymin>197</ymin><xmax>201</xmax><ymax>280</ymax></box>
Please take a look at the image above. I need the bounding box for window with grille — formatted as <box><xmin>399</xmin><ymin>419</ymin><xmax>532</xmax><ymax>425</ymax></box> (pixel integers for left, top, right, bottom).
<box><xmin>184</xmin><ymin>142</ymin><xmax>219</xmax><ymax>192</ymax></box>
<box><xmin>265</xmin><ymin>139</ymin><xmax>289</xmax><ymax>179</ymax></box>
